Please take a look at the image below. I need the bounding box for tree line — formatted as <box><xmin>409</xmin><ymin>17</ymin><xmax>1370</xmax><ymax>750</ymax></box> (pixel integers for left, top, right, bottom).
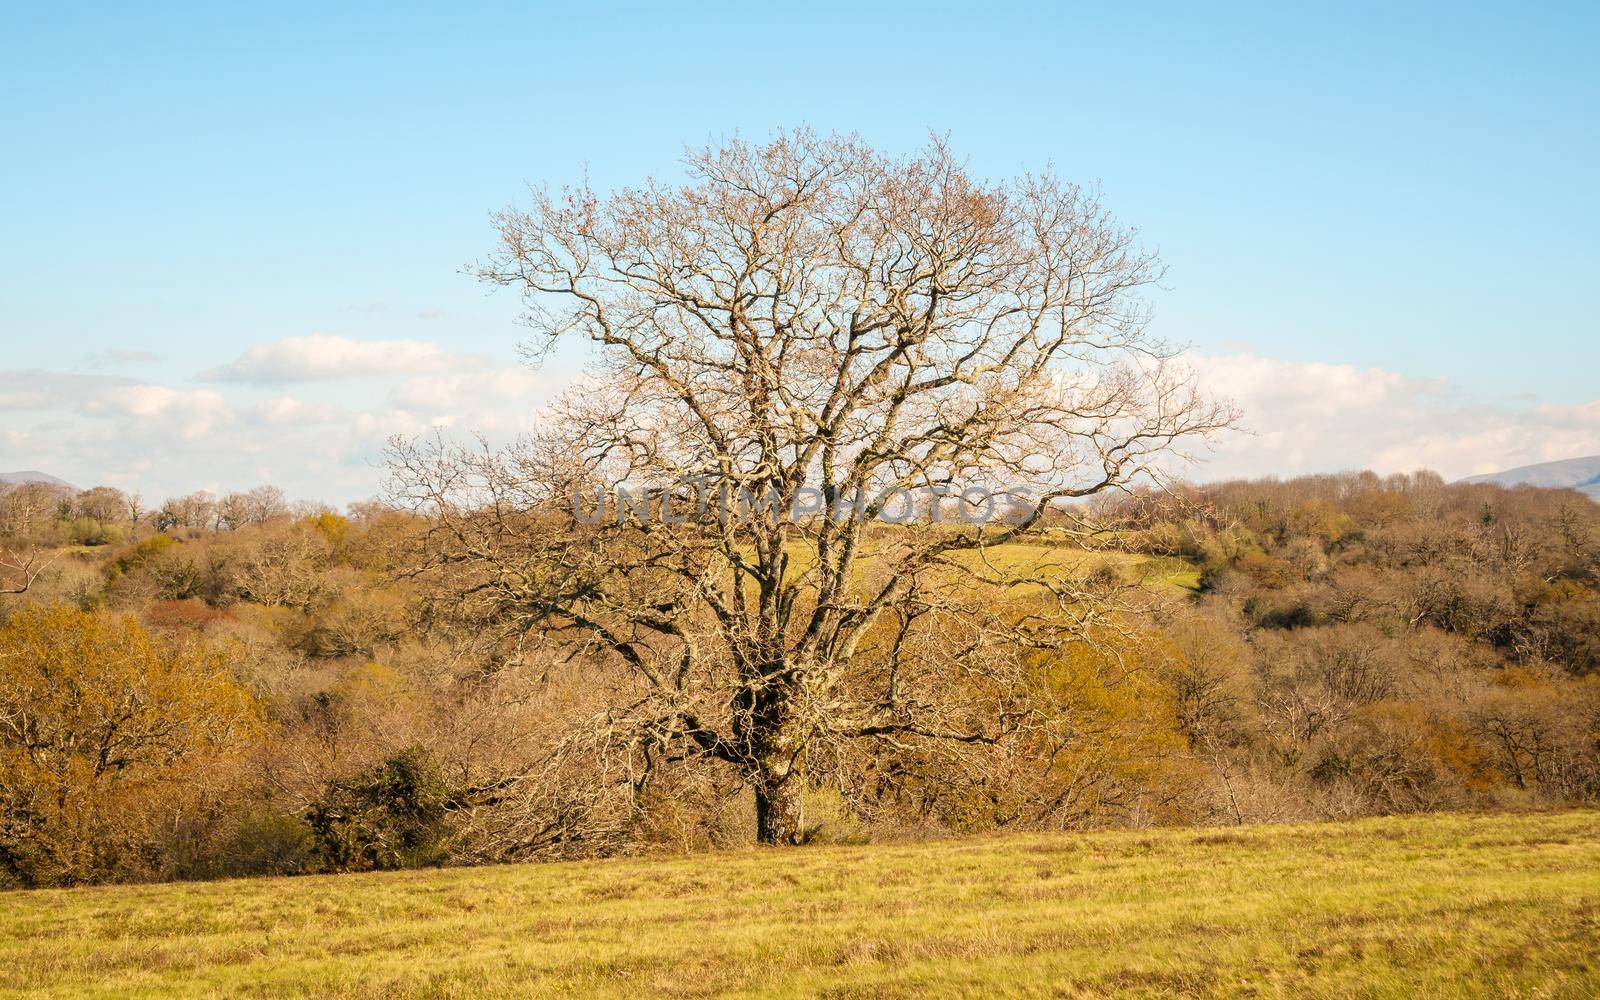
<box><xmin>2</xmin><ymin>469</ymin><xmax>1597</xmax><ymax>887</ymax></box>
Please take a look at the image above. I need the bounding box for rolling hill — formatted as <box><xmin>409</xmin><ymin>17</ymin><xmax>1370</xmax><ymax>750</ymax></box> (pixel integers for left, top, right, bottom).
<box><xmin>1458</xmin><ymin>455</ymin><xmax>1600</xmax><ymax>499</ymax></box>
<box><xmin>0</xmin><ymin>470</ymin><xmax>77</xmax><ymax>491</ymax></box>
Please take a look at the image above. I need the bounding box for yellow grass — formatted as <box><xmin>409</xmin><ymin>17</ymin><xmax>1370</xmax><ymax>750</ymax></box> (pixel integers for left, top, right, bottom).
<box><xmin>951</xmin><ymin>542</ymin><xmax>1202</xmax><ymax>593</ymax></box>
<box><xmin>3</xmin><ymin>810</ymin><xmax>1597</xmax><ymax>998</ymax></box>
<box><xmin>781</xmin><ymin>531</ymin><xmax>1201</xmax><ymax>597</ymax></box>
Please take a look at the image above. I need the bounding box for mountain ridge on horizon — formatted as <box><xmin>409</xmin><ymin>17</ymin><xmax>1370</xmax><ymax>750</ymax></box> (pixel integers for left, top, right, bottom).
<box><xmin>0</xmin><ymin>470</ymin><xmax>79</xmax><ymax>492</ymax></box>
<box><xmin>1458</xmin><ymin>455</ymin><xmax>1600</xmax><ymax>500</ymax></box>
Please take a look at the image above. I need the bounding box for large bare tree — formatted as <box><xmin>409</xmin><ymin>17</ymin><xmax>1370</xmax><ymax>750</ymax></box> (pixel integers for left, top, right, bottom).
<box><xmin>389</xmin><ymin>130</ymin><xmax>1232</xmax><ymax>845</ymax></box>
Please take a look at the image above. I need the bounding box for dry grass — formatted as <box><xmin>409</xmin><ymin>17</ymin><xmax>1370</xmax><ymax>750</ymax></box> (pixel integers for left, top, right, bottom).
<box><xmin>3</xmin><ymin>810</ymin><xmax>1597</xmax><ymax>997</ymax></box>
<box><xmin>783</xmin><ymin>532</ymin><xmax>1201</xmax><ymax>597</ymax></box>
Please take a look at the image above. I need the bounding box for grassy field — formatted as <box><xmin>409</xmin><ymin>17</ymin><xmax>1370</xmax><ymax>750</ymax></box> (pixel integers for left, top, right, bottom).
<box><xmin>3</xmin><ymin>812</ymin><xmax>1597</xmax><ymax>998</ymax></box>
<box><xmin>785</xmin><ymin>532</ymin><xmax>1202</xmax><ymax>597</ymax></box>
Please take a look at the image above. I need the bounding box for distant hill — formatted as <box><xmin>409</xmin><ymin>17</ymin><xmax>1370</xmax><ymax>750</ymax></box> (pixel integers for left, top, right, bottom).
<box><xmin>1458</xmin><ymin>456</ymin><xmax>1600</xmax><ymax>500</ymax></box>
<box><xmin>0</xmin><ymin>470</ymin><xmax>78</xmax><ymax>491</ymax></box>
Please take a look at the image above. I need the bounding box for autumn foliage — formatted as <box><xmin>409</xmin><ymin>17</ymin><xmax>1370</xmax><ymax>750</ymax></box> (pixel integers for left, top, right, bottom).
<box><xmin>2</xmin><ymin>469</ymin><xmax>1599</xmax><ymax>887</ymax></box>
<box><xmin>0</xmin><ymin>605</ymin><xmax>260</xmax><ymax>885</ymax></box>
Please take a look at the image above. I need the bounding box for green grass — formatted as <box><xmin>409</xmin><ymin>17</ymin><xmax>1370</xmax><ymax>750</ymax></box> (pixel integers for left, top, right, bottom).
<box><xmin>3</xmin><ymin>811</ymin><xmax>1597</xmax><ymax>998</ymax></box>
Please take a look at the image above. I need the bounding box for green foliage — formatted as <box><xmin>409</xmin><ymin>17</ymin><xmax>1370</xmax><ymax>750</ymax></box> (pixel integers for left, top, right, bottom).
<box><xmin>64</xmin><ymin>516</ymin><xmax>121</xmax><ymax>546</ymax></box>
<box><xmin>305</xmin><ymin>747</ymin><xmax>455</xmax><ymax>872</ymax></box>
<box><xmin>110</xmin><ymin>532</ymin><xmax>179</xmax><ymax>574</ymax></box>
<box><xmin>221</xmin><ymin>808</ymin><xmax>320</xmax><ymax>878</ymax></box>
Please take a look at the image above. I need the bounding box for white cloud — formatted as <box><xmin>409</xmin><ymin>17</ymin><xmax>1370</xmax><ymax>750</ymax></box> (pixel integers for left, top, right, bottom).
<box><xmin>199</xmin><ymin>333</ymin><xmax>483</xmax><ymax>384</ymax></box>
<box><xmin>387</xmin><ymin>368</ymin><xmax>549</xmax><ymax>414</ymax></box>
<box><xmin>1189</xmin><ymin>352</ymin><xmax>1600</xmax><ymax>482</ymax></box>
<box><xmin>254</xmin><ymin>397</ymin><xmax>348</xmax><ymax>426</ymax></box>
<box><xmin>5</xmin><ymin>346</ymin><xmax>1596</xmax><ymax>507</ymax></box>
<box><xmin>0</xmin><ymin>389</ymin><xmax>54</xmax><ymax>410</ymax></box>
<box><xmin>0</xmin><ymin>350</ymin><xmax>560</xmax><ymax>503</ymax></box>
<box><xmin>80</xmin><ymin>385</ymin><xmax>233</xmax><ymax>440</ymax></box>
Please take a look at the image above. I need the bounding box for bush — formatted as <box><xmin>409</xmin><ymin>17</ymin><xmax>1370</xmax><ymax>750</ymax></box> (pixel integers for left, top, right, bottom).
<box><xmin>305</xmin><ymin>748</ymin><xmax>455</xmax><ymax>872</ymax></box>
<box><xmin>65</xmin><ymin>517</ymin><xmax>121</xmax><ymax>547</ymax></box>
<box><xmin>221</xmin><ymin>809</ymin><xmax>320</xmax><ymax>878</ymax></box>
<box><xmin>301</xmin><ymin>586</ymin><xmax>406</xmax><ymax>658</ymax></box>
<box><xmin>0</xmin><ymin>605</ymin><xmax>261</xmax><ymax>886</ymax></box>
<box><xmin>111</xmin><ymin>533</ymin><xmax>180</xmax><ymax>574</ymax></box>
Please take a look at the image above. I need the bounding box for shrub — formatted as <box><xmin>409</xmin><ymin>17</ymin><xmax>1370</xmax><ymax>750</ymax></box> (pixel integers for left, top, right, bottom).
<box><xmin>65</xmin><ymin>517</ymin><xmax>121</xmax><ymax>547</ymax></box>
<box><xmin>220</xmin><ymin>808</ymin><xmax>320</xmax><ymax>877</ymax></box>
<box><xmin>142</xmin><ymin>598</ymin><xmax>236</xmax><ymax>632</ymax></box>
<box><xmin>301</xmin><ymin>587</ymin><xmax>406</xmax><ymax>658</ymax></box>
<box><xmin>305</xmin><ymin>747</ymin><xmax>455</xmax><ymax>872</ymax></box>
<box><xmin>111</xmin><ymin>533</ymin><xmax>180</xmax><ymax>575</ymax></box>
<box><xmin>0</xmin><ymin>605</ymin><xmax>261</xmax><ymax>886</ymax></box>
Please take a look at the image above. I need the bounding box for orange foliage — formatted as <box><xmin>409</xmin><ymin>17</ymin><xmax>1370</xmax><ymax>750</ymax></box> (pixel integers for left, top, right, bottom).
<box><xmin>0</xmin><ymin>605</ymin><xmax>261</xmax><ymax>886</ymax></box>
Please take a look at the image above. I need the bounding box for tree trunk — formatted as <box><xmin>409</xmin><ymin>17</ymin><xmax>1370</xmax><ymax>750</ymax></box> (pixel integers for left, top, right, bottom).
<box><xmin>740</xmin><ymin>655</ymin><xmax>807</xmax><ymax>846</ymax></box>
<box><xmin>755</xmin><ymin>774</ymin><xmax>804</xmax><ymax>845</ymax></box>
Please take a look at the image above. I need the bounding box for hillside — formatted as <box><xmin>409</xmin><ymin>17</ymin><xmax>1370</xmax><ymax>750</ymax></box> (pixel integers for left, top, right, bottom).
<box><xmin>2</xmin><ymin>810</ymin><xmax>1596</xmax><ymax>998</ymax></box>
<box><xmin>0</xmin><ymin>470</ymin><xmax>76</xmax><ymax>491</ymax></box>
<box><xmin>5</xmin><ymin>471</ymin><xmax>1600</xmax><ymax>890</ymax></box>
<box><xmin>1459</xmin><ymin>455</ymin><xmax>1600</xmax><ymax>499</ymax></box>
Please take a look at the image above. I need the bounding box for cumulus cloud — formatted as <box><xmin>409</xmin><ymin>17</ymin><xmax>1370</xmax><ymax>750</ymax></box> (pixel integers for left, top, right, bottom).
<box><xmin>80</xmin><ymin>385</ymin><xmax>233</xmax><ymax>440</ymax></box>
<box><xmin>1189</xmin><ymin>352</ymin><xmax>1600</xmax><ymax>482</ymax></box>
<box><xmin>387</xmin><ymin>368</ymin><xmax>549</xmax><ymax>413</ymax></box>
<box><xmin>5</xmin><ymin>349</ymin><xmax>1596</xmax><ymax>507</ymax></box>
<box><xmin>199</xmin><ymin>333</ymin><xmax>483</xmax><ymax>384</ymax></box>
<box><xmin>0</xmin><ymin>352</ymin><xmax>562</xmax><ymax>502</ymax></box>
<box><xmin>253</xmin><ymin>397</ymin><xmax>348</xmax><ymax>426</ymax></box>
<box><xmin>341</xmin><ymin>367</ymin><xmax>557</xmax><ymax>440</ymax></box>
<box><xmin>0</xmin><ymin>388</ymin><xmax>54</xmax><ymax>410</ymax></box>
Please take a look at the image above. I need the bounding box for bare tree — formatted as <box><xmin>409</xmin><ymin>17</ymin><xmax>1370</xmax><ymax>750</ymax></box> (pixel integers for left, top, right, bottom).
<box><xmin>153</xmin><ymin>491</ymin><xmax>216</xmax><ymax>533</ymax></box>
<box><xmin>0</xmin><ymin>481</ymin><xmax>70</xmax><ymax>540</ymax></box>
<box><xmin>73</xmin><ymin>486</ymin><xmax>129</xmax><ymax>527</ymax></box>
<box><xmin>389</xmin><ymin>130</ymin><xmax>1233</xmax><ymax>844</ymax></box>
<box><xmin>0</xmin><ymin>545</ymin><xmax>60</xmax><ymax>597</ymax></box>
<box><xmin>215</xmin><ymin>491</ymin><xmax>252</xmax><ymax>531</ymax></box>
<box><xmin>245</xmin><ymin>485</ymin><xmax>290</xmax><ymax>524</ymax></box>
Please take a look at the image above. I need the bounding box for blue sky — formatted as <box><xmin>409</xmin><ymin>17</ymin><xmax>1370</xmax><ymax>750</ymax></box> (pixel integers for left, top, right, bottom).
<box><xmin>2</xmin><ymin>2</ymin><xmax>1596</xmax><ymax>502</ymax></box>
